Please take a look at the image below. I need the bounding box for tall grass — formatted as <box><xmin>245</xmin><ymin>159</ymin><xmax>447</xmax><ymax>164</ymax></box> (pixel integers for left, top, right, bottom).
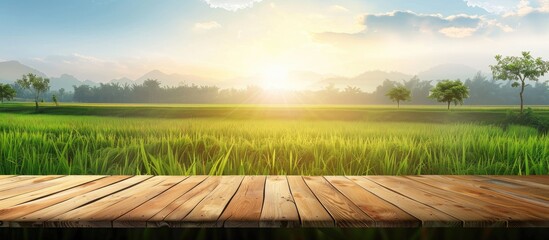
<box><xmin>0</xmin><ymin>113</ymin><xmax>547</xmax><ymax>175</ymax></box>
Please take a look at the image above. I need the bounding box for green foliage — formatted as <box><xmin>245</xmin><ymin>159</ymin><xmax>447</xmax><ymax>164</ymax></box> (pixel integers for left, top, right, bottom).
<box><xmin>385</xmin><ymin>86</ymin><xmax>411</xmax><ymax>108</ymax></box>
<box><xmin>490</xmin><ymin>51</ymin><xmax>549</xmax><ymax>113</ymax></box>
<box><xmin>0</xmin><ymin>113</ymin><xmax>547</xmax><ymax>176</ymax></box>
<box><xmin>504</xmin><ymin>108</ymin><xmax>549</xmax><ymax>134</ymax></box>
<box><xmin>52</xmin><ymin>94</ymin><xmax>58</xmax><ymax>106</ymax></box>
<box><xmin>15</xmin><ymin>73</ymin><xmax>50</xmax><ymax>111</ymax></box>
<box><xmin>429</xmin><ymin>80</ymin><xmax>469</xmax><ymax>110</ymax></box>
<box><xmin>0</xmin><ymin>83</ymin><xmax>17</xmax><ymax>103</ymax></box>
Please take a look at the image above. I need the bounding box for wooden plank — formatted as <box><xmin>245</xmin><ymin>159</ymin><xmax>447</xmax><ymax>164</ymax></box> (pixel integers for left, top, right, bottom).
<box><xmin>0</xmin><ymin>175</ymin><xmax>15</xmax><ymax>183</ymax></box>
<box><xmin>49</xmin><ymin>176</ymin><xmax>178</xmax><ymax>227</ymax></box>
<box><xmin>487</xmin><ymin>176</ymin><xmax>549</xmax><ymax>192</ymax></box>
<box><xmin>0</xmin><ymin>176</ymin><xmax>105</xmax><ymax>208</ymax></box>
<box><xmin>287</xmin><ymin>176</ymin><xmax>334</xmax><ymax>227</ymax></box>
<box><xmin>495</xmin><ymin>175</ymin><xmax>549</xmax><ymax>186</ymax></box>
<box><xmin>0</xmin><ymin>176</ymin><xmax>38</xmax><ymax>191</ymax></box>
<box><xmin>0</xmin><ymin>176</ymin><xmax>64</xmax><ymax>197</ymax></box>
<box><xmin>407</xmin><ymin>175</ymin><xmax>549</xmax><ymax>227</ymax></box>
<box><xmin>114</xmin><ymin>176</ymin><xmax>207</xmax><ymax>227</ymax></box>
<box><xmin>218</xmin><ymin>176</ymin><xmax>265</xmax><ymax>227</ymax></box>
<box><xmin>366</xmin><ymin>176</ymin><xmax>507</xmax><ymax>227</ymax></box>
<box><xmin>16</xmin><ymin>175</ymin><xmax>152</xmax><ymax>226</ymax></box>
<box><xmin>178</xmin><ymin>176</ymin><xmax>244</xmax><ymax>227</ymax></box>
<box><xmin>326</xmin><ymin>176</ymin><xmax>419</xmax><ymax>227</ymax></box>
<box><xmin>152</xmin><ymin>176</ymin><xmax>221</xmax><ymax>227</ymax></box>
<box><xmin>303</xmin><ymin>176</ymin><xmax>373</xmax><ymax>227</ymax></box>
<box><xmin>77</xmin><ymin>176</ymin><xmax>186</xmax><ymax>224</ymax></box>
<box><xmin>449</xmin><ymin>175</ymin><xmax>549</xmax><ymax>204</ymax></box>
<box><xmin>0</xmin><ymin>176</ymin><xmax>130</xmax><ymax>221</ymax></box>
<box><xmin>259</xmin><ymin>176</ymin><xmax>300</xmax><ymax>227</ymax></box>
<box><xmin>349</xmin><ymin>176</ymin><xmax>460</xmax><ymax>227</ymax></box>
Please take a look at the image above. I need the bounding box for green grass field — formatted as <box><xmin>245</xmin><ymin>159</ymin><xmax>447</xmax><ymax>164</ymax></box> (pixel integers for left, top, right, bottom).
<box><xmin>0</xmin><ymin>103</ymin><xmax>547</xmax><ymax>175</ymax></box>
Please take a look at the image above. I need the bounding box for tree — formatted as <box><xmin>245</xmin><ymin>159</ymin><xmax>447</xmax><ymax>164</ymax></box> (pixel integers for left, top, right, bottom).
<box><xmin>429</xmin><ymin>80</ymin><xmax>469</xmax><ymax>110</ymax></box>
<box><xmin>490</xmin><ymin>51</ymin><xmax>549</xmax><ymax>113</ymax></box>
<box><xmin>52</xmin><ymin>94</ymin><xmax>59</xmax><ymax>106</ymax></box>
<box><xmin>385</xmin><ymin>86</ymin><xmax>411</xmax><ymax>108</ymax></box>
<box><xmin>16</xmin><ymin>73</ymin><xmax>50</xmax><ymax>111</ymax></box>
<box><xmin>0</xmin><ymin>84</ymin><xmax>17</xmax><ymax>103</ymax></box>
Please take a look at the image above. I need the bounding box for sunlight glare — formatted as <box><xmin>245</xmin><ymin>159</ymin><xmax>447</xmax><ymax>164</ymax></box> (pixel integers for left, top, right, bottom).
<box><xmin>261</xmin><ymin>65</ymin><xmax>291</xmax><ymax>90</ymax></box>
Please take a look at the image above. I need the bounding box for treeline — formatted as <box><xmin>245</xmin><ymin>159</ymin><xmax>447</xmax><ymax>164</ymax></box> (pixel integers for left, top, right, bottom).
<box><xmin>5</xmin><ymin>72</ymin><xmax>549</xmax><ymax>105</ymax></box>
<box><xmin>67</xmin><ymin>72</ymin><xmax>549</xmax><ymax>105</ymax></box>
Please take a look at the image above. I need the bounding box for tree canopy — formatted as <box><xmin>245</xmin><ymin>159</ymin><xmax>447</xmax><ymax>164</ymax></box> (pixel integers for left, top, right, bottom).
<box><xmin>16</xmin><ymin>73</ymin><xmax>50</xmax><ymax>111</ymax></box>
<box><xmin>429</xmin><ymin>80</ymin><xmax>469</xmax><ymax>110</ymax></box>
<box><xmin>385</xmin><ymin>86</ymin><xmax>411</xmax><ymax>108</ymax></box>
<box><xmin>0</xmin><ymin>84</ymin><xmax>17</xmax><ymax>103</ymax></box>
<box><xmin>490</xmin><ymin>51</ymin><xmax>549</xmax><ymax>113</ymax></box>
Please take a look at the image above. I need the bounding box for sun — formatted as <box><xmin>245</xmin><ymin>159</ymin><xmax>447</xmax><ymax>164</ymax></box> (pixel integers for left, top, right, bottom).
<box><xmin>260</xmin><ymin>65</ymin><xmax>290</xmax><ymax>90</ymax></box>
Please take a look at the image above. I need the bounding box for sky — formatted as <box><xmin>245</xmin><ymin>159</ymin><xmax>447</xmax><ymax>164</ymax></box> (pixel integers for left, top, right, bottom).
<box><xmin>1</xmin><ymin>0</ymin><xmax>548</xmax><ymax>88</ymax></box>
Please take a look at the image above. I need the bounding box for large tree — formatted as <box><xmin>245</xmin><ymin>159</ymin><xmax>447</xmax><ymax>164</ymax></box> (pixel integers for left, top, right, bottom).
<box><xmin>16</xmin><ymin>73</ymin><xmax>50</xmax><ymax>111</ymax></box>
<box><xmin>490</xmin><ymin>52</ymin><xmax>549</xmax><ymax>113</ymax></box>
<box><xmin>385</xmin><ymin>86</ymin><xmax>411</xmax><ymax>108</ymax></box>
<box><xmin>0</xmin><ymin>84</ymin><xmax>17</xmax><ymax>103</ymax></box>
<box><xmin>429</xmin><ymin>80</ymin><xmax>469</xmax><ymax>110</ymax></box>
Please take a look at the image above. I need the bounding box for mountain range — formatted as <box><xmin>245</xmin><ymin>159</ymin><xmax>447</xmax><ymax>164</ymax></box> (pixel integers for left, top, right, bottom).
<box><xmin>0</xmin><ymin>60</ymin><xmax>482</xmax><ymax>92</ymax></box>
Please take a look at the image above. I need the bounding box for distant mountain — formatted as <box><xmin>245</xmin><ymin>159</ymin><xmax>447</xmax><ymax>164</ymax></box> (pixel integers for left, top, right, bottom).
<box><xmin>136</xmin><ymin>70</ymin><xmax>213</xmax><ymax>87</ymax></box>
<box><xmin>109</xmin><ymin>77</ymin><xmax>134</xmax><ymax>86</ymax></box>
<box><xmin>320</xmin><ymin>70</ymin><xmax>413</xmax><ymax>92</ymax></box>
<box><xmin>49</xmin><ymin>74</ymin><xmax>98</xmax><ymax>91</ymax></box>
<box><xmin>0</xmin><ymin>61</ymin><xmax>47</xmax><ymax>84</ymax></box>
<box><xmin>417</xmin><ymin>64</ymin><xmax>480</xmax><ymax>81</ymax></box>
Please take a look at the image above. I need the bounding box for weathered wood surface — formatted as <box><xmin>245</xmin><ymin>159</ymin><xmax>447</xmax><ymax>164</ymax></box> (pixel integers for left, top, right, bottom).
<box><xmin>0</xmin><ymin>175</ymin><xmax>547</xmax><ymax>228</ymax></box>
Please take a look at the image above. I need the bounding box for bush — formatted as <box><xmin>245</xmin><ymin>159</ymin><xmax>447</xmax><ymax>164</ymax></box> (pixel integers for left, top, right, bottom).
<box><xmin>504</xmin><ymin>108</ymin><xmax>549</xmax><ymax>134</ymax></box>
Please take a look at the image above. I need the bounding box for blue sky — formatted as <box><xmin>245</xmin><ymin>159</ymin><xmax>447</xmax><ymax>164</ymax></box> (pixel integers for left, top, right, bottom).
<box><xmin>0</xmin><ymin>0</ymin><xmax>548</xmax><ymax>87</ymax></box>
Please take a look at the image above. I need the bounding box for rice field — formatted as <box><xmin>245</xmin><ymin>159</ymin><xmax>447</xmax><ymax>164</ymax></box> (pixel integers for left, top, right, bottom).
<box><xmin>0</xmin><ymin>112</ymin><xmax>547</xmax><ymax>175</ymax></box>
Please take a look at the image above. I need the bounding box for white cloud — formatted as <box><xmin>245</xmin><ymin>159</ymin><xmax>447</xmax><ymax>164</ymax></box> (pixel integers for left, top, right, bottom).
<box><xmin>194</xmin><ymin>21</ymin><xmax>222</xmax><ymax>30</ymax></box>
<box><xmin>329</xmin><ymin>5</ymin><xmax>350</xmax><ymax>13</ymax></box>
<box><xmin>464</xmin><ymin>0</ymin><xmax>521</xmax><ymax>14</ymax></box>
<box><xmin>203</xmin><ymin>0</ymin><xmax>263</xmax><ymax>11</ymax></box>
<box><xmin>439</xmin><ymin>27</ymin><xmax>477</xmax><ymax>38</ymax></box>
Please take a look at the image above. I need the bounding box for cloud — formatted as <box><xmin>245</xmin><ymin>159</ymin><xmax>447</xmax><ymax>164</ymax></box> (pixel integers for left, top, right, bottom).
<box><xmin>363</xmin><ymin>11</ymin><xmax>482</xmax><ymax>36</ymax></box>
<box><xmin>464</xmin><ymin>0</ymin><xmax>520</xmax><ymax>14</ymax></box>
<box><xmin>194</xmin><ymin>21</ymin><xmax>222</xmax><ymax>30</ymax></box>
<box><xmin>329</xmin><ymin>5</ymin><xmax>350</xmax><ymax>13</ymax></box>
<box><xmin>465</xmin><ymin>0</ymin><xmax>549</xmax><ymax>16</ymax></box>
<box><xmin>439</xmin><ymin>27</ymin><xmax>477</xmax><ymax>38</ymax></box>
<box><xmin>203</xmin><ymin>0</ymin><xmax>263</xmax><ymax>11</ymax></box>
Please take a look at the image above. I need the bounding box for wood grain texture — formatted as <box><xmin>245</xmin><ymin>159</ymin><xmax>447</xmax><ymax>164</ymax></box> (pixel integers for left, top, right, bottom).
<box><xmin>349</xmin><ymin>176</ymin><xmax>460</xmax><ymax>227</ymax></box>
<box><xmin>179</xmin><ymin>176</ymin><xmax>243</xmax><ymax>227</ymax></box>
<box><xmin>0</xmin><ymin>176</ymin><xmax>129</xmax><ymax>221</ymax></box>
<box><xmin>260</xmin><ymin>176</ymin><xmax>299</xmax><ymax>227</ymax></box>
<box><xmin>114</xmin><ymin>176</ymin><xmax>207</xmax><ymax>227</ymax></box>
<box><xmin>449</xmin><ymin>175</ymin><xmax>549</xmax><ymax>205</ymax></box>
<box><xmin>366</xmin><ymin>176</ymin><xmax>507</xmax><ymax>227</ymax></box>
<box><xmin>0</xmin><ymin>176</ymin><xmax>105</xmax><ymax>208</ymax></box>
<box><xmin>18</xmin><ymin>176</ymin><xmax>152</xmax><ymax>223</ymax></box>
<box><xmin>303</xmin><ymin>176</ymin><xmax>374</xmax><ymax>227</ymax></box>
<box><xmin>153</xmin><ymin>176</ymin><xmax>221</xmax><ymax>226</ymax></box>
<box><xmin>0</xmin><ymin>176</ymin><xmax>64</xmax><ymax>198</ymax></box>
<box><xmin>0</xmin><ymin>175</ymin><xmax>547</xmax><ymax>228</ymax></box>
<box><xmin>407</xmin><ymin>175</ymin><xmax>549</xmax><ymax>227</ymax></box>
<box><xmin>326</xmin><ymin>176</ymin><xmax>419</xmax><ymax>227</ymax></box>
<box><xmin>218</xmin><ymin>176</ymin><xmax>266</xmax><ymax>227</ymax></box>
<box><xmin>287</xmin><ymin>176</ymin><xmax>334</xmax><ymax>227</ymax></box>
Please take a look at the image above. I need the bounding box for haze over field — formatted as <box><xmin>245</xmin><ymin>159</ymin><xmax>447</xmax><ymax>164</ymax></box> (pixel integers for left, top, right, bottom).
<box><xmin>1</xmin><ymin>0</ymin><xmax>549</xmax><ymax>91</ymax></box>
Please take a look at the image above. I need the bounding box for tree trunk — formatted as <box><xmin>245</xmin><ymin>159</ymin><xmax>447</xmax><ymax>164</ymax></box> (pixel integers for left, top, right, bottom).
<box><xmin>447</xmin><ymin>101</ymin><xmax>450</xmax><ymax>110</ymax></box>
<box><xmin>520</xmin><ymin>79</ymin><xmax>525</xmax><ymax>114</ymax></box>
<box><xmin>35</xmin><ymin>101</ymin><xmax>38</xmax><ymax>111</ymax></box>
<box><xmin>397</xmin><ymin>100</ymin><xmax>400</xmax><ymax>109</ymax></box>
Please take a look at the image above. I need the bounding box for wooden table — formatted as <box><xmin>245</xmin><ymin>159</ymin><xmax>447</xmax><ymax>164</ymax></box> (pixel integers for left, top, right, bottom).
<box><xmin>0</xmin><ymin>175</ymin><xmax>547</xmax><ymax>228</ymax></box>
